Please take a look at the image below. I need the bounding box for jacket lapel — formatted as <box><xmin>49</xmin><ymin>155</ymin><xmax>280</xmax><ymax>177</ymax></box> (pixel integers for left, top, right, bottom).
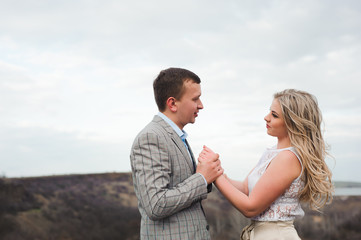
<box><xmin>153</xmin><ymin>115</ymin><xmax>195</xmax><ymax>173</ymax></box>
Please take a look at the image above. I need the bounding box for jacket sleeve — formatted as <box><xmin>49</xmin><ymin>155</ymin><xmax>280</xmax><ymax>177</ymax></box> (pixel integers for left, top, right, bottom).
<box><xmin>131</xmin><ymin>131</ymin><xmax>208</xmax><ymax>220</ymax></box>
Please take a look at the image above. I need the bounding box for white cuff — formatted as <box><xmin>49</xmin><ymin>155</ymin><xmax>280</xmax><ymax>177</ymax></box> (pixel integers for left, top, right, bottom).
<box><xmin>198</xmin><ymin>173</ymin><xmax>208</xmax><ymax>187</ymax></box>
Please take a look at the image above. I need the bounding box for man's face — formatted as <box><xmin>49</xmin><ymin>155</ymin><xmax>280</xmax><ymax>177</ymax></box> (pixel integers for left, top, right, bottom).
<box><xmin>174</xmin><ymin>80</ymin><xmax>203</xmax><ymax>129</ymax></box>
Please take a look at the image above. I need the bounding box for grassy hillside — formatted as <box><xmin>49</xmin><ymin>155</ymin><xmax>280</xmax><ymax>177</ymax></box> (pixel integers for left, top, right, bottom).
<box><xmin>1</xmin><ymin>173</ymin><xmax>360</xmax><ymax>240</ymax></box>
<box><xmin>0</xmin><ymin>173</ymin><xmax>140</xmax><ymax>240</ymax></box>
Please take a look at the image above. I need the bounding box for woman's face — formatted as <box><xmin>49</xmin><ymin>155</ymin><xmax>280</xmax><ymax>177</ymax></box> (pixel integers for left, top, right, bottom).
<box><xmin>264</xmin><ymin>98</ymin><xmax>288</xmax><ymax>138</ymax></box>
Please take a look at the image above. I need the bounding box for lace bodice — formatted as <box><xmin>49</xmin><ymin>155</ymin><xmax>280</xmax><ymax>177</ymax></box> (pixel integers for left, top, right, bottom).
<box><xmin>248</xmin><ymin>146</ymin><xmax>305</xmax><ymax>221</ymax></box>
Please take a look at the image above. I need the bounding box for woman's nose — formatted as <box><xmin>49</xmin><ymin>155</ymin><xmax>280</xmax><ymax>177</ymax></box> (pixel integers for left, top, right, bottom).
<box><xmin>264</xmin><ymin>113</ymin><xmax>270</xmax><ymax>122</ymax></box>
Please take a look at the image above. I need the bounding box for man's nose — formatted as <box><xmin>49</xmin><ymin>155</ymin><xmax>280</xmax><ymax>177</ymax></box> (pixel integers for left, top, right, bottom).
<box><xmin>198</xmin><ymin>100</ymin><xmax>204</xmax><ymax>109</ymax></box>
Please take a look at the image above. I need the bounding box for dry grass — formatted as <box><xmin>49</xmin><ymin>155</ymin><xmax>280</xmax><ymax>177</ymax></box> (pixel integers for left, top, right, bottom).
<box><xmin>1</xmin><ymin>173</ymin><xmax>360</xmax><ymax>240</ymax></box>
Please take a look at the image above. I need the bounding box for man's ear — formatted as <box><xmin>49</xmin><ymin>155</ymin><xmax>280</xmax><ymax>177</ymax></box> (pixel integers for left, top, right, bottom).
<box><xmin>166</xmin><ymin>97</ymin><xmax>177</xmax><ymax>113</ymax></box>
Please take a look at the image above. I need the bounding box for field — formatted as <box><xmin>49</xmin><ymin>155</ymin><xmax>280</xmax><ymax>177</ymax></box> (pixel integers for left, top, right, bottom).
<box><xmin>1</xmin><ymin>172</ymin><xmax>360</xmax><ymax>240</ymax></box>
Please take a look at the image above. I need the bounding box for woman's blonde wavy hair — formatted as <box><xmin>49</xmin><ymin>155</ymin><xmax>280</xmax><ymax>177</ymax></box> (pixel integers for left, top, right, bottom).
<box><xmin>274</xmin><ymin>89</ymin><xmax>333</xmax><ymax>210</ymax></box>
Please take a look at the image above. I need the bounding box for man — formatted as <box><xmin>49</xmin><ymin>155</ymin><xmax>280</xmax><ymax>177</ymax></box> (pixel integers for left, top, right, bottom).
<box><xmin>130</xmin><ymin>68</ymin><xmax>223</xmax><ymax>239</ymax></box>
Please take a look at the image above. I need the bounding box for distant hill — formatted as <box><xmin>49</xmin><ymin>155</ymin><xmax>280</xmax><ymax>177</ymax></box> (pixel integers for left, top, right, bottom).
<box><xmin>334</xmin><ymin>181</ymin><xmax>361</xmax><ymax>188</ymax></box>
<box><xmin>1</xmin><ymin>172</ymin><xmax>361</xmax><ymax>240</ymax></box>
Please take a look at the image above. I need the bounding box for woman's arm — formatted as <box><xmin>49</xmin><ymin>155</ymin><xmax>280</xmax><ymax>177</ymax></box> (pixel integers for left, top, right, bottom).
<box><xmin>199</xmin><ymin>146</ymin><xmax>250</xmax><ymax>194</ymax></box>
<box><xmin>222</xmin><ymin>174</ymin><xmax>250</xmax><ymax>195</ymax></box>
<box><xmin>200</xmin><ymin>146</ymin><xmax>301</xmax><ymax>218</ymax></box>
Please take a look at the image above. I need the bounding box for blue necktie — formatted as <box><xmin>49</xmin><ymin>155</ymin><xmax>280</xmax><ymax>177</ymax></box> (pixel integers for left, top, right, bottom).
<box><xmin>181</xmin><ymin>138</ymin><xmax>196</xmax><ymax>171</ymax></box>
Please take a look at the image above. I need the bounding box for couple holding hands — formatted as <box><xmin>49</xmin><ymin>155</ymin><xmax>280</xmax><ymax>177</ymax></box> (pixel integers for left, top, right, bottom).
<box><xmin>130</xmin><ymin>68</ymin><xmax>333</xmax><ymax>240</ymax></box>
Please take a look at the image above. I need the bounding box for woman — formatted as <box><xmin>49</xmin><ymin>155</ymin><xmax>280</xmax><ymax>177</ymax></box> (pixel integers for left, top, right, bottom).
<box><xmin>199</xmin><ymin>89</ymin><xmax>333</xmax><ymax>240</ymax></box>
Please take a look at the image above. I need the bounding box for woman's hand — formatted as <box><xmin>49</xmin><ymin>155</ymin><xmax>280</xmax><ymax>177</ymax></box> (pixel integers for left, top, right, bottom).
<box><xmin>198</xmin><ymin>145</ymin><xmax>219</xmax><ymax>162</ymax></box>
<box><xmin>196</xmin><ymin>145</ymin><xmax>224</xmax><ymax>184</ymax></box>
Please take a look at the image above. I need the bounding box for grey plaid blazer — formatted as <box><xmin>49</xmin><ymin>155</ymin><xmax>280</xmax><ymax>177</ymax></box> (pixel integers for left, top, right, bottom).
<box><xmin>130</xmin><ymin>115</ymin><xmax>211</xmax><ymax>240</ymax></box>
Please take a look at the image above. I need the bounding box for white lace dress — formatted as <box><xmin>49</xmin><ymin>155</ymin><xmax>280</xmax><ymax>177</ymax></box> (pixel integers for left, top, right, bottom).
<box><xmin>247</xmin><ymin>146</ymin><xmax>305</xmax><ymax>221</ymax></box>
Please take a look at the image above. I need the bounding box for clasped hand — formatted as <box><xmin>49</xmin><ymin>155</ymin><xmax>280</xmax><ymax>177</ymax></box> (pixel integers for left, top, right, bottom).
<box><xmin>197</xmin><ymin>145</ymin><xmax>224</xmax><ymax>184</ymax></box>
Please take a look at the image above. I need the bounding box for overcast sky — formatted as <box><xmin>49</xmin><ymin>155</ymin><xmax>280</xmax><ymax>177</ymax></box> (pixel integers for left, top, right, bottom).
<box><xmin>1</xmin><ymin>0</ymin><xmax>360</xmax><ymax>182</ymax></box>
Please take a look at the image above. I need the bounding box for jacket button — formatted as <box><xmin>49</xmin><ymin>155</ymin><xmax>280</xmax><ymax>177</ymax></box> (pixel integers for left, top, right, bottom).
<box><xmin>206</xmin><ymin>225</ymin><xmax>210</xmax><ymax>231</ymax></box>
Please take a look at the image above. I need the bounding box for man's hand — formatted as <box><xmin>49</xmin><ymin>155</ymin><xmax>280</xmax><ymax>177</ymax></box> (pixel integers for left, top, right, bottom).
<box><xmin>197</xmin><ymin>146</ymin><xmax>224</xmax><ymax>184</ymax></box>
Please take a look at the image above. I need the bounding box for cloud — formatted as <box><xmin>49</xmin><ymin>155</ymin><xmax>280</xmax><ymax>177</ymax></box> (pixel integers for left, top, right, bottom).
<box><xmin>0</xmin><ymin>0</ymin><xmax>360</xmax><ymax>181</ymax></box>
<box><xmin>0</xmin><ymin>126</ymin><xmax>131</xmax><ymax>177</ymax></box>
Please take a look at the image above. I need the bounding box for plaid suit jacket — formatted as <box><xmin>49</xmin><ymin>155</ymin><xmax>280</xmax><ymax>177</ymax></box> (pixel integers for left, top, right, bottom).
<box><xmin>130</xmin><ymin>115</ymin><xmax>211</xmax><ymax>240</ymax></box>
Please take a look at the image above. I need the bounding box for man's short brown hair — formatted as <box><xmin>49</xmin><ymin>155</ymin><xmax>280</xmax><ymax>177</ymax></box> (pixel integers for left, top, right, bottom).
<box><xmin>153</xmin><ymin>68</ymin><xmax>201</xmax><ymax>112</ymax></box>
